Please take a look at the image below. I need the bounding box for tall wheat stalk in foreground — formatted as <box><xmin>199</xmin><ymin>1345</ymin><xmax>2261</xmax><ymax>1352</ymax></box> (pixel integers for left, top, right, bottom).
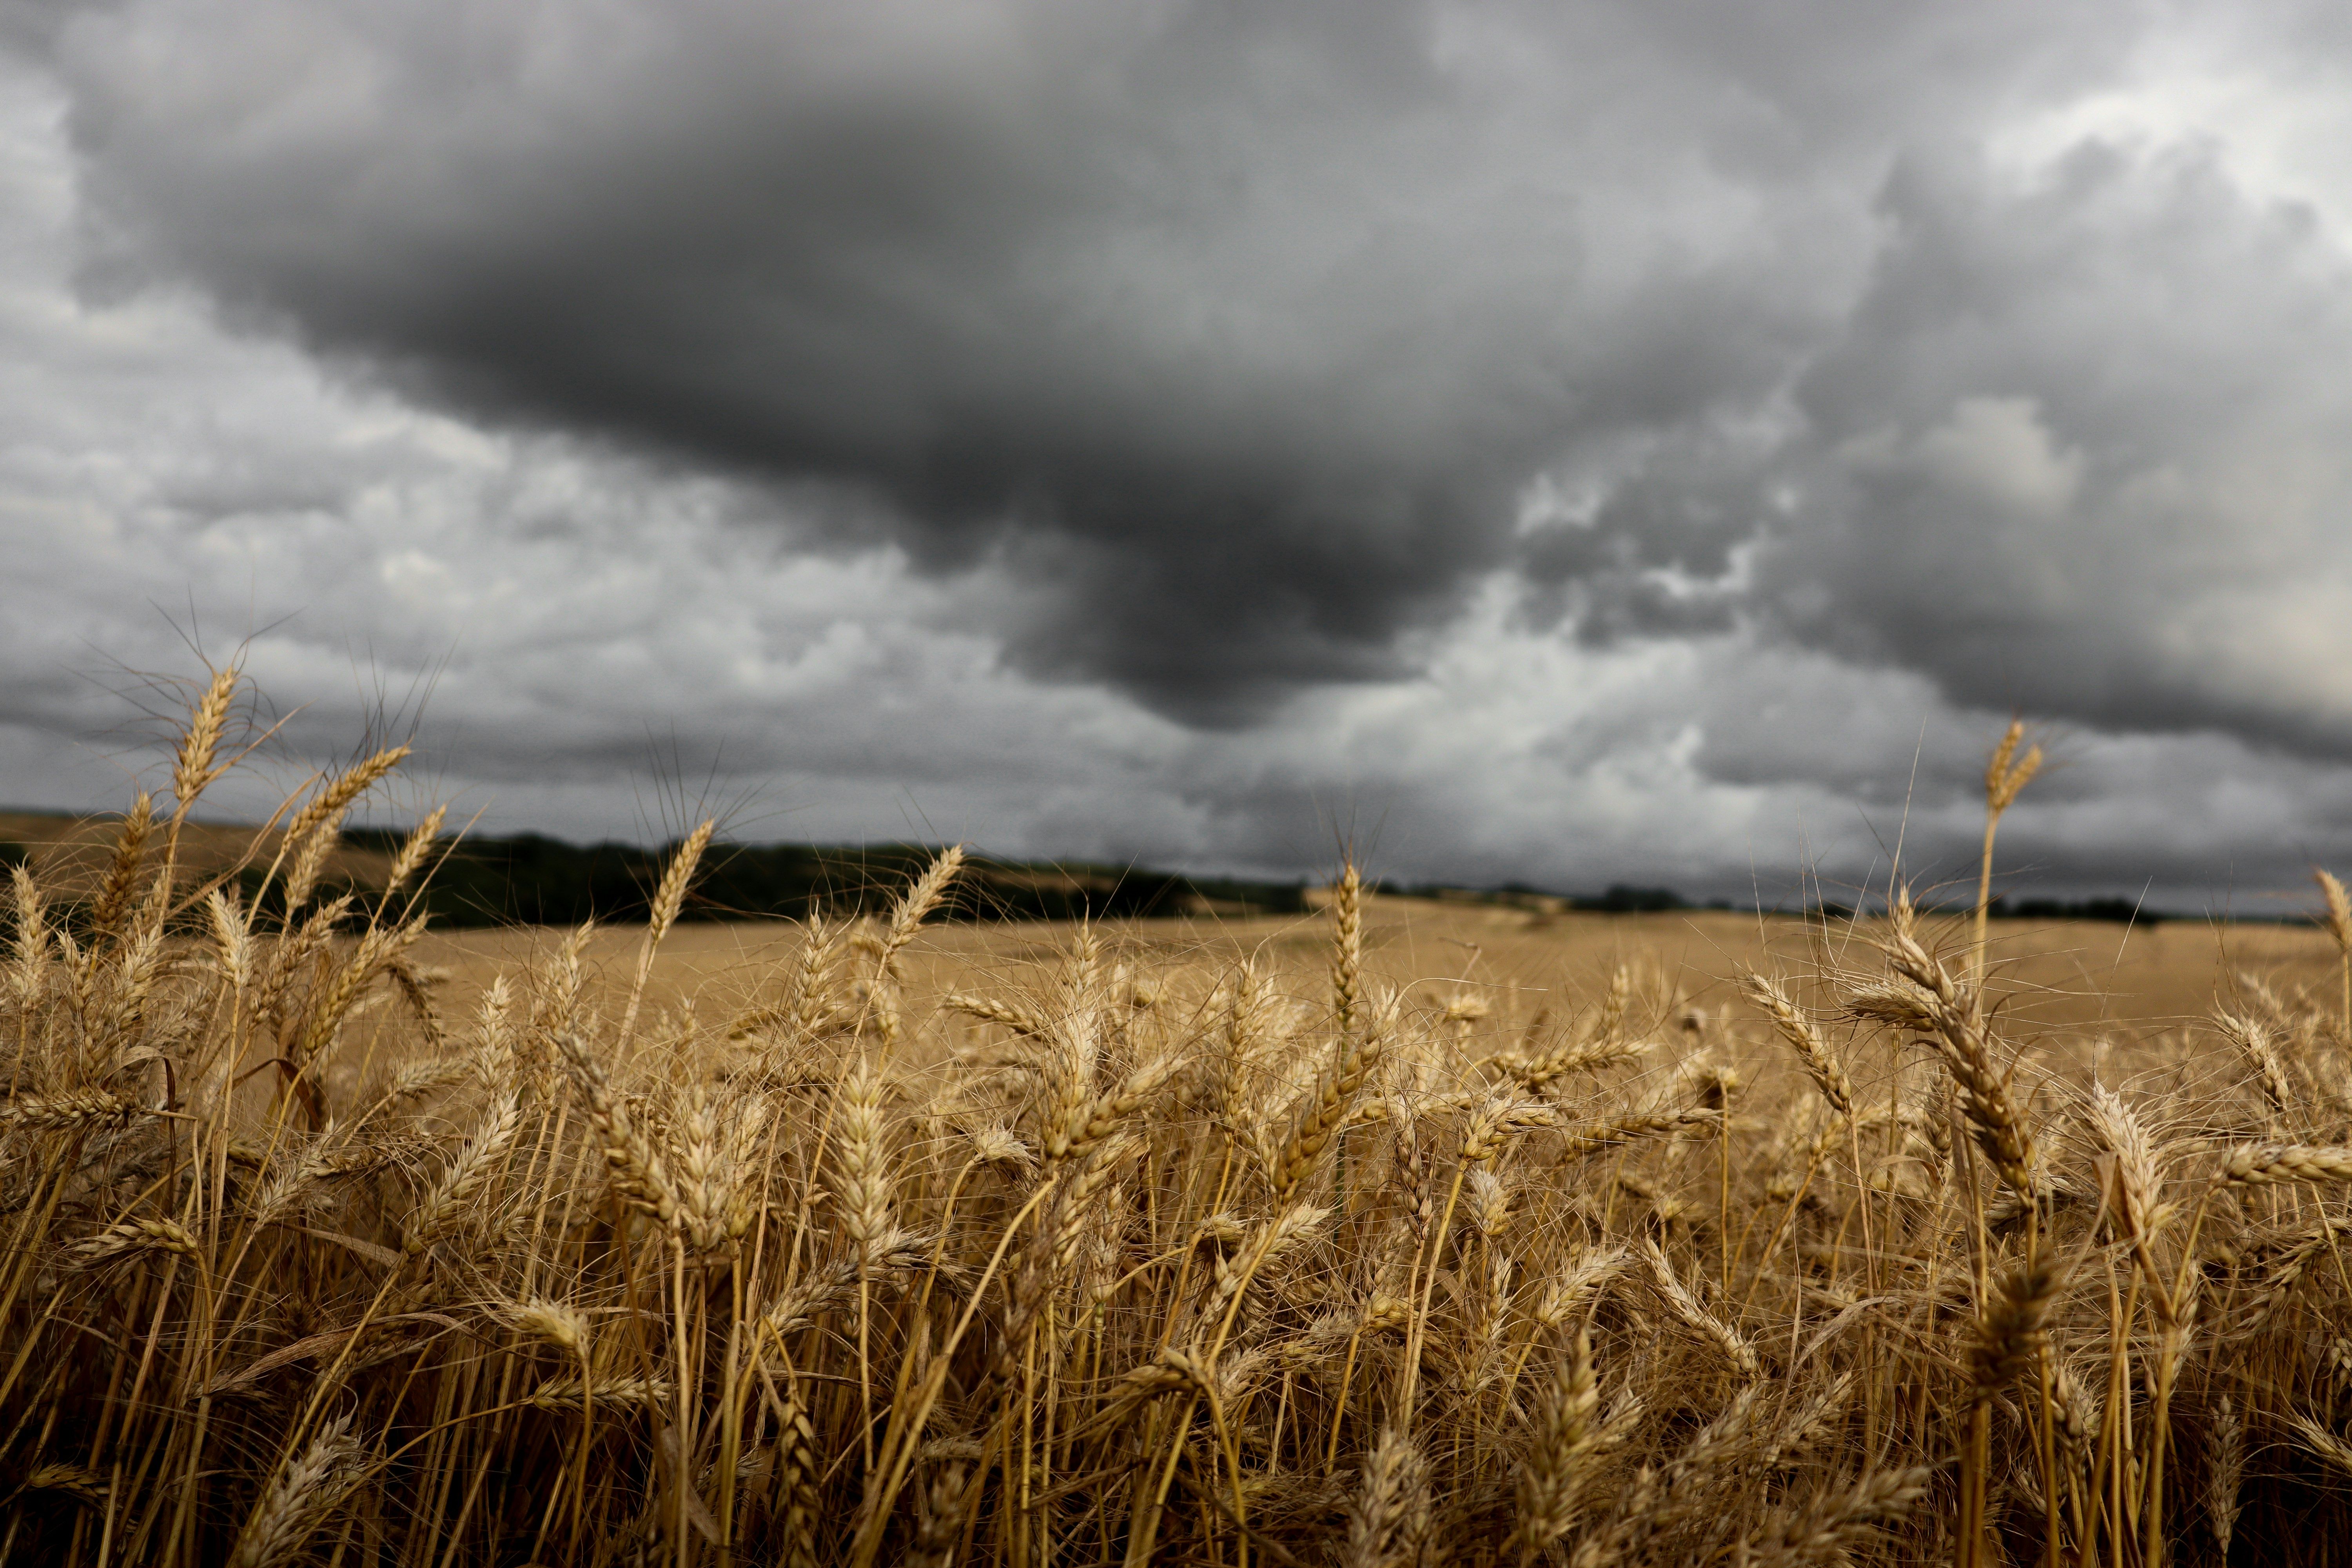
<box><xmin>2316</xmin><ymin>867</ymin><xmax>2352</xmax><ymax>1045</ymax></box>
<box><xmin>10</xmin><ymin>674</ymin><xmax>2352</xmax><ymax>1565</ymax></box>
<box><xmin>1974</xmin><ymin>718</ymin><xmax>2043</xmax><ymax>982</ymax></box>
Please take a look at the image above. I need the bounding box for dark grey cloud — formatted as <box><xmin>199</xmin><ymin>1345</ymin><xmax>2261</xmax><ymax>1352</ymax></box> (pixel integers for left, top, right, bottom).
<box><xmin>13</xmin><ymin>6</ymin><xmax>2352</xmax><ymax>909</ymax></box>
<box><xmin>53</xmin><ymin>0</ymin><xmax>2337</xmax><ymax>742</ymax></box>
<box><xmin>30</xmin><ymin>0</ymin><xmax>1933</xmax><ymax>720</ymax></box>
<box><xmin>1773</xmin><ymin>141</ymin><xmax>2352</xmax><ymax>754</ymax></box>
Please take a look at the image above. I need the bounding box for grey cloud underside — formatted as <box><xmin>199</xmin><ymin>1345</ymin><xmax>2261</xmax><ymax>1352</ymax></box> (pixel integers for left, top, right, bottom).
<box><xmin>40</xmin><ymin>0</ymin><xmax>1907</xmax><ymax>721</ymax></box>
<box><xmin>1772</xmin><ymin>145</ymin><xmax>2352</xmax><ymax>756</ymax></box>
<box><xmin>19</xmin><ymin>23</ymin><xmax>2352</xmax><ymax>918</ymax></box>
<box><xmin>16</xmin><ymin>0</ymin><xmax>2352</xmax><ymax>893</ymax></box>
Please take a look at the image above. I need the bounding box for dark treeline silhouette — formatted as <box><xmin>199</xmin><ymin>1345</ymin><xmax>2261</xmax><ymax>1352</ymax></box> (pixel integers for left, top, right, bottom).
<box><xmin>0</xmin><ymin>830</ymin><xmax>2186</xmax><ymax>932</ymax></box>
<box><xmin>1991</xmin><ymin>895</ymin><xmax>2160</xmax><ymax>926</ymax></box>
<box><xmin>334</xmin><ymin>830</ymin><xmax>1309</xmax><ymax>928</ymax></box>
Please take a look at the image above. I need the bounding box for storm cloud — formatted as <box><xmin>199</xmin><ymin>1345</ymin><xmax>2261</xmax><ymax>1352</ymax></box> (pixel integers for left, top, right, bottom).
<box><xmin>6</xmin><ymin>2</ymin><xmax>2352</xmax><ymax>903</ymax></box>
<box><xmin>24</xmin><ymin>0</ymin><xmax>1915</xmax><ymax>716</ymax></box>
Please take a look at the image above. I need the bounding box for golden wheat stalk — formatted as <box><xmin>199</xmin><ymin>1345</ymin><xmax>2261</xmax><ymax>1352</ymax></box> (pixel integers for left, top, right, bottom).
<box><xmin>552</xmin><ymin>1030</ymin><xmax>682</xmax><ymax>1229</ymax></box>
<box><xmin>277</xmin><ymin>746</ymin><xmax>410</xmax><ymax>855</ymax></box>
<box><xmin>1331</xmin><ymin>861</ymin><xmax>1363</xmax><ymax>1038</ymax></box>
<box><xmin>381</xmin><ymin>804</ymin><xmax>449</xmax><ymax>901</ymax></box>
<box><xmin>1974</xmin><ymin>717</ymin><xmax>2042</xmax><ymax>979</ymax></box>
<box><xmin>880</xmin><ymin>844</ymin><xmax>966</xmax><ymax>970</ymax></box>
<box><xmin>1746</xmin><ymin>1466</ymin><xmax>1936</xmax><ymax>1568</ymax></box>
<box><xmin>272</xmin><ymin>746</ymin><xmax>412</xmax><ymax>914</ymax></box>
<box><xmin>525</xmin><ymin>1376</ymin><xmax>672</xmax><ymax>1411</ymax></box>
<box><xmin>1742</xmin><ymin>972</ymin><xmax>1854</xmax><ymax>1119</ymax></box>
<box><xmin>11</xmin><ymin>1462</ymin><xmax>109</xmax><ymax>1508</ymax></box>
<box><xmin>1459</xmin><ymin>1096</ymin><xmax>1560</xmax><ymax>1162</ymax></box>
<box><xmin>1961</xmin><ymin>1251</ymin><xmax>2060</xmax><ymax>1567</ymax></box>
<box><xmin>2082</xmin><ymin>1082</ymin><xmax>2163</xmax><ymax>1242</ymax></box>
<box><xmin>9</xmin><ymin>861</ymin><xmax>47</xmax><ymax>1004</ymax></box>
<box><xmin>2208</xmin><ymin>1394</ymin><xmax>2244</xmax><ymax>1556</ymax></box>
<box><xmin>1347</xmin><ymin>1424</ymin><xmax>1431</xmax><ymax>1568</ymax></box>
<box><xmin>831</xmin><ymin>1059</ymin><xmax>897</xmax><ymax>1259</ymax></box>
<box><xmin>612</xmin><ymin>818</ymin><xmax>713</xmax><ymax>1049</ymax></box>
<box><xmin>1512</xmin><ymin>1326</ymin><xmax>1601</xmax><ymax>1564</ymax></box>
<box><xmin>2320</xmin><ymin>867</ymin><xmax>2352</xmax><ymax>1043</ymax></box>
<box><xmin>1272</xmin><ymin>1024</ymin><xmax>1383</xmax><ymax>1201</ymax></box>
<box><xmin>943</xmin><ymin>991</ymin><xmax>1052</xmax><ymax>1040</ymax></box>
<box><xmin>170</xmin><ymin>666</ymin><xmax>241</xmax><ymax>824</ymax></box>
<box><xmin>227</xmin><ymin>1415</ymin><xmax>364</xmax><ymax>1568</ymax></box>
<box><xmin>403</xmin><ymin>1094</ymin><xmax>522</xmax><ymax>1258</ymax></box>
<box><xmin>292</xmin><ymin>918</ymin><xmax>426</xmax><ymax>1100</ymax></box>
<box><xmin>1880</xmin><ymin>891</ymin><xmax>2038</xmax><ymax>1198</ymax></box>
<box><xmin>1047</xmin><ymin>1052</ymin><xmax>1180</xmax><ymax>1163</ymax></box>
<box><xmin>1640</xmin><ymin>1240</ymin><xmax>1760</xmax><ymax>1377</ymax></box>
<box><xmin>72</xmin><ymin>1215</ymin><xmax>201</xmax><ymax>1267</ymax></box>
<box><xmin>1556</xmin><ymin>1106</ymin><xmax>1718</xmax><ymax>1161</ymax></box>
<box><xmin>0</xmin><ymin>1090</ymin><xmax>155</xmax><ymax>1130</ymax></box>
<box><xmin>1970</xmin><ymin>1252</ymin><xmax>2059</xmax><ymax>1400</ymax></box>
<box><xmin>88</xmin><ymin>791</ymin><xmax>153</xmax><ymax>946</ymax></box>
<box><xmin>1491</xmin><ymin>1034</ymin><xmax>1651</xmax><ymax>1093</ymax></box>
<box><xmin>505</xmin><ymin>1298</ymin><xmax>592</xmax><ymax>1360</ymax></box>
<box><xmin>2214</xmin><ymin>1010</ymin><xmax>2297</xmax><ymax>1118</ymax></box>
<box><xmin>2220</xmin><ymin>1142</ymin><xmax>2352</xmax><ymax>1186</ymax></box>
<box><xmin>1204</xmin><ymin>1201</ymin><xmax>1330</xmax><ymax>1330</ymax></box>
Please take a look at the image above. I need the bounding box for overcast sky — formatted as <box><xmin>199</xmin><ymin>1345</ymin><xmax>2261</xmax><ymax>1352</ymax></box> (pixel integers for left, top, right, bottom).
<box><xmin>5</xmin><ymin>1</ymin><xmax>2352</xmax><ymax>911</ymax></box>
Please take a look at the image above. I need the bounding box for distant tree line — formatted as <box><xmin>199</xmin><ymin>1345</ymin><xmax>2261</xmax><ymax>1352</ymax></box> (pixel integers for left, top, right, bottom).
<box><xmin>1987</xmin><ymin>895</ymin><xmax>2159</xmax><ymax>926</ymax></box>
<box><xmin>0</xmin><ymin>832</ymin><xmax>2180</xmax><ymax>931</ymax></box>
<box><xmin>329</xmin><ymin>831</ymin><xmax>1310</xmax><ymax>928</ymax></box>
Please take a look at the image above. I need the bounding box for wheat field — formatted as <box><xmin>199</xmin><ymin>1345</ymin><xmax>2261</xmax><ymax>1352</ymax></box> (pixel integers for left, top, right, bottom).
<box><xmin>12</xmin><ymin>676</ymin><xmax>2352</xmax><ymax>1566</ymax></box>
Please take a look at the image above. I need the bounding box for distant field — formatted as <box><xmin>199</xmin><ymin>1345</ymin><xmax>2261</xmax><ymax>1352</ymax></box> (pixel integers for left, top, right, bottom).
<box><xmin>408</xmin><ymin>896</ymin><xmax>2339</xmax><ymax>1062</ymax></box>
<box><xmin>0</xmin><ymin>806</ymin><xmax>390</xmax><ymax>896</ymax></box>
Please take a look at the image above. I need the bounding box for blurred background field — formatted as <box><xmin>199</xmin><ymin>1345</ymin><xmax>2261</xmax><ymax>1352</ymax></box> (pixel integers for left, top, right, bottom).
<box><xmin>405</xmin><ymin>897</ymin><xmax>2344</xmax><ymax>1068</ymax></box>
<box><xmin>26</xmin><ymin>784</ymin><xmax>2324</xmax><ymax>1071</ymax></box>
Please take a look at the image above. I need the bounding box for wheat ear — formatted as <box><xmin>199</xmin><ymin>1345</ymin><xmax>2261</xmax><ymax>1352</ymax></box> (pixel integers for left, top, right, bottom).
<box><xmin>381</xmin><ymin>804</ymin><xmax>448</xmax><ymax>901</ymax></box>
<box><xmin>617</xmin><ymin>818</ymin><xmax>712</xmax><ymax>1047</ymax></box>
<box><xmin>1882</xmin><ymin>889</ymin><xmax>2038</xmax><ymax>1198</ymax></box>
<box><xmin>2221</xmin><ymin>1143</ymin><xmax>2352</xmax><ymax>1186</ymax></box>
<box><xmin>89</xmin><ymin>792</ymin><xmax>153</xmax><ymax>946</ymax></box>
<box><xmin>170</xmin><ymin>665</ymin><xmax>240</xmax><ymax>824</ymax></box>
<box><xmin>1748</xmin><ymin>1466</ymin><xmax>1936</xmax><ymax>1568</ymax></box>
<box><xmin>1971</xmin><ymin>1252</ymin><xmax>2060</xmax><ymax>1402</ymax></box>
<box><xmin>1331</xmin><ymin>860</ymin><xmax>1363</xmax><ymax>1037</ymax></box>
<box><xmin>0</xmin><ymin>1091</ymin><xmax>155</xmax><ymax>1130</ymax></box>
<box><xmin>1973</xmin><ymin>717</ymin><xmax>2041</xmax><ymax>979</ymax></box>
<box><xmin>553</xmin><ymin>1031</ymin><xmax>682</xmax><ymax>1229</ymax></box>
<box><xmin>228</xmin><ymin>1414</ymin><xmax>364</xmax><ymax>1568</ymax></box>
<box><xmin>272</xmin><ymin>747</ymin><xmax>412</xmax><ymax>914</ymax></box>
<box><xmin>1640</xmin><ymin>1240</ymin><xmax>1760</xmax><ymax>1377</ymax></box>
<box><xmin>404</xmin><ymin>1094</ymin><xmax>522</xmax><ymax>1258</ymax></box>
<box><xmin>831</xmin><ymin>1060</ymin><xmax>897</xmax><ymax>1261</ymax></box>
<box><xmin>1742</xmin><ymin>972</ymin><xmax>1854</xmax><ymax>1118</ymax></box>
<box><xmin>2319</xmin><ymin>867</ymin><xmax>2352</xmax><ymax>1043</ymax></box>
<box><xmin>1273</xmin><ymin>1023</ymin><xmax>1383</xmax><ymax>1201</ymax></box>
<box><xmin>1347</xmin><ymin>1423</ymin><xmax>1430</xmax><ymax>1568</ymax></box>
<box><xmin>2207</xmin><ymin>1393</ymin><xmax>2244</xmax><ymax>1555</ymax></box>
<box><xmin>2215</xmin><ymin>1010</ymin><xmax>2296</xmax><ymax>1118</ymax></box>
<box><xmin>881</xmin><ymin>844</ymin><xmax>966</xmax><ymax>969</ymax></box>
<box><xmin>73</xmin><ymin>1215</ymin><xmax>201</xmax><ymax>1267</ymax></box>
<box><xmin>1493</xmin><ymin>1034</ymin><xmax>1651</xmax><ymax>1093</ymax></box>
<box><xmin>1513</xmin><ymin>1325</ymin><xmax>1601</xmax><ymax>1564</ymax></box>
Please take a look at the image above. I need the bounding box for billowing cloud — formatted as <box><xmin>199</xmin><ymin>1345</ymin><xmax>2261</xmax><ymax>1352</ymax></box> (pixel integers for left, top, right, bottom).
<box><xmin>7</xmin><ymin>5</ymin><xmax>2352</xmax><ymax>908</ymax></box>
<box><xmin>1779</xmin><ymin>143</ymin><xmax>2352</xmax><ymax>753</ymax></box>
<box><xmin>27</xmin><ymin>0</ymin><xmax>1880</xmax><ymax>718</ymax></box>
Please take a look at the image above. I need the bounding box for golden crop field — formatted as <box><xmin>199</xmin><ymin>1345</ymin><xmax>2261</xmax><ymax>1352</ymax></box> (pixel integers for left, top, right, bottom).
<box><xmin>11</xmin><ymin>673</ymin><xmax>2352</xmax><ymax>1566</ymax></box>
<box><xmin>410</xmin><ymin>898</ymin><xmax>2334</xmax><ymax>1068</ymax></box>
